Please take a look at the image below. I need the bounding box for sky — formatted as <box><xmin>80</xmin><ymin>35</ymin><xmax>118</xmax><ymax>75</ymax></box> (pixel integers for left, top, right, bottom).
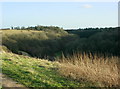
<box><xmin>1</xmin><ymin>2</ymin><xmax>118</xmax><ymax>29</ymax></box>
<box><xmin>118</xmin><ymin>2</ymin><xmax>120</xmax><ymax>27</ymax></box>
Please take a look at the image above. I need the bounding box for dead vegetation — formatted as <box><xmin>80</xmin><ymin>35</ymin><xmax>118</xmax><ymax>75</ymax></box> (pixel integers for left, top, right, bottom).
<box><xmin>57</xmin><ymin>53</ymin><xmax>120</xmax><ymax>87</ymax></box>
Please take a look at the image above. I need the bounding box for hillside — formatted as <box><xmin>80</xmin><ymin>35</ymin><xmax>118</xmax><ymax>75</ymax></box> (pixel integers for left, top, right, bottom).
<box><xmin>1</xmin><ymin>27</ymin><xmax>120</xmax><ymax>88</ymax></box>
<box><xmin>1</xmin><ymin>51</ymin><xmax>99</xmax><ymax>87</ymax></box>
<box><xmin>2</xmin><ymin>27</ymin><xmax>119</xmax><ymax>61</ymax></box>
<box><xmin>2</xmin><ymin>29</ymin><xmax>69</xmax><ymax>60</ymax></box>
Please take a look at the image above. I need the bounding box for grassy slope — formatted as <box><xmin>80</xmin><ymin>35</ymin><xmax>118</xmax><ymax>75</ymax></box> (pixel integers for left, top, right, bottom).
<box><xmin>1</xmin><ymin>52</ymin><xmax>98</xmax><ymax>87</ymax></box>
<box><xmin>2</xmin><ymin>30</ymin><xmax>43</xmax><ymax>35</ymax></box>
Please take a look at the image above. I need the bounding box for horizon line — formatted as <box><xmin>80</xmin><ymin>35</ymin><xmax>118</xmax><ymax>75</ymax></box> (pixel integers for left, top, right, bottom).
<box><xmin>0</xmin><ymin>25</ymin><xmax>118</xmax><ymax>30</ymax></box>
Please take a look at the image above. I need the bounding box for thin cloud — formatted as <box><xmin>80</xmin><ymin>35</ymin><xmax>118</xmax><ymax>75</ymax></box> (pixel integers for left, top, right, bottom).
<box><xmin>82</xmin><ymin>4</ymin><xmax>93</xmax><ymax>8</ymax></box>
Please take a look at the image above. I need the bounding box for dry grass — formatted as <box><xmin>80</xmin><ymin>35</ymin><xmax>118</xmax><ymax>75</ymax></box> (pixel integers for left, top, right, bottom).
<box><xmin>57</xmin><ymin>53</ymin><xmax>120</xmax><ymax>87</ymax></box>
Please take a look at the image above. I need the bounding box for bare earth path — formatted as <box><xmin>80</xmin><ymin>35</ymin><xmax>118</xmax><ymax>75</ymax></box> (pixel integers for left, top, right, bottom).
<box><xmin>0</xmin><ymin>73</ymin><xmax>29</xmax><ymax>89</ymax></box>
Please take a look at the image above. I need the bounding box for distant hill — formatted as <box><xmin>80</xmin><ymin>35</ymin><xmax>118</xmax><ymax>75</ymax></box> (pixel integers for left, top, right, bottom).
<box><xmin>2</xmin><ymin>27</ymin><xmax>120</xmax><ymax>61</ymax></box>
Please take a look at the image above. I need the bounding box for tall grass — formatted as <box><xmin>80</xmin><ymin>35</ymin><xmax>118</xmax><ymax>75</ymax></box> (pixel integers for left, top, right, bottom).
<box><xmin>57</xmin><ymin>53</ymin><xmax>120</xmax><ymax>87</ymax></box>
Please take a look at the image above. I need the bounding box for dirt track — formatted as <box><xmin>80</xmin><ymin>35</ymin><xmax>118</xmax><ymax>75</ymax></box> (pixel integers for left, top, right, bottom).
<box><xmin>0</xmin><ymin>73</ymin><xmax>29</xmax><ymax>89</ymax></box>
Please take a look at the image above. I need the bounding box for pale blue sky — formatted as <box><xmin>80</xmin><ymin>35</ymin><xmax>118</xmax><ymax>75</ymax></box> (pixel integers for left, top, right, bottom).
<box><xmin>1</xmin><ymin>2</ymin><xmax>118</xmax><ymax>29</ymax></box>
